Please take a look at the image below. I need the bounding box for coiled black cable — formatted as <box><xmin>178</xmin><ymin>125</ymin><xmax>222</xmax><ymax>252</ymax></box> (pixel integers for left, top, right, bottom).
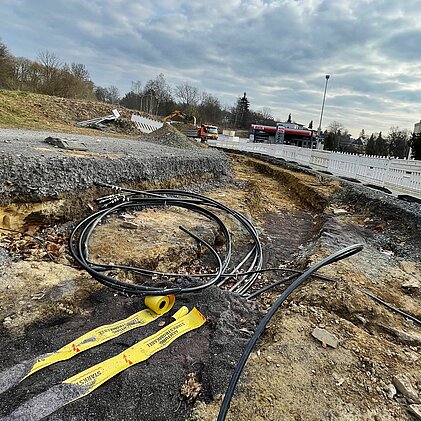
<box><xmin>69</xmin><ymin>185</ymin><xmax>264</xmax><ymax>296</ymax></box>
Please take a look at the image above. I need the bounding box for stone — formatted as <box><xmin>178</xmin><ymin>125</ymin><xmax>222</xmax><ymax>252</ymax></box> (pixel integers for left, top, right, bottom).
<box><xmin>311</xmin><ymin>327</ymin><xmax>339</xmax><ymax>348</ymax></box>
<box><xmin>380</xmin><ymin>324</ymin><xmax>421</xmax><ymax>347</ymax></box>
<box><xmin>384</xmin><ymin>383</ymin><xmax>397</xmax><ymax>399</ymax></box>
<box><xmin>409</xmin><ymin>404</ymin><xmax>421</xmax><ymax>420</ymax></box>
<box><xmin>44</xmin><ymin>136</ymin><xmax>88</xmax><ymax>151</ymax></box>
<box><xmin>402</xmin><ymin>279</ymin><xmax>421</xmax><ymax>290</ymax></box>
<box><xmin>121</xmin><ymin>221</ymin><xmax>138</xmax><ymax>229</ymax></box>
<box><xmin>393</xmin><ymin>374</ymin><xmax>420</xmax><ymax>403</ymax></box>
<box><xmin>333</xmin><ymin>208</ymin><xmax>348</xmax><ymax>215</ymax></box>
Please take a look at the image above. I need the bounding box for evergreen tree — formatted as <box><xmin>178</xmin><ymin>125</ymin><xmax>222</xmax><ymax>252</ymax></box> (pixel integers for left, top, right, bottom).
<box><xmin>366</xmin><ymin>134</ymin><xmax>376</xmax><ymax>155</ymax></box>
<box><xmin>410</xmin><ymin>133</ymin><xmax>421</xmax><ymax>160</ymax></box>
<box><xmin>287</xmin><ymin>113</ymin><xmax>292</xmax><ymax>123</ymax></box>
<box><xmin>323</xmin><ymin>132</ymin><xmax>335</xmax><ymax>151</ymax></box>
<box><xmin>234</xmin><ymin>92</ymin><xmax>250</xmax><ymax>129</ymax></box>
<box><xmin>375</xmin><ymin>132</ymin><xmax>388</xmax><ymax>156</ymax></box>
<box><xmin>387</xmin><ymin>127</ymin><xmax>410</xmax><ymax>158</ymax></box>
<box><xmin>308</xmin><ymin>120</ymin><xmax>313</xmax><ymax>129</ymax></box>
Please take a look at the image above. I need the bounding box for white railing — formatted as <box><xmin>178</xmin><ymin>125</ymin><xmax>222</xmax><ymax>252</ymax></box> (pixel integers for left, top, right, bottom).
<box><xmin>208</xmin><ymin>139</ymin><xmax>421</xmax><ymax>199</ymax></box>
<box><xmin>131</xmin><ymin>114</ymin><xmax>163</xmax><ymax>133</ymax></box>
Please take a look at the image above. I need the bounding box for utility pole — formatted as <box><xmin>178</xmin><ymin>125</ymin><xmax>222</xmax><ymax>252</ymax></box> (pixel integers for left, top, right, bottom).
<box><xmin>317</xmin><ymin>75</ymin><xmax>330</xmax><ymax>148</ymax></box>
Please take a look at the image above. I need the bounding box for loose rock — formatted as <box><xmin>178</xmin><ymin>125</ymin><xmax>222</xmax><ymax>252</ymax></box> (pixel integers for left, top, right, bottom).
<box><xmin>384</xmin><ymin>383</ymin><xmax>397</xmax><ymax>400</ymax></box>
<box><xmin>121</xmin><ymin>221</ymin><xmax>139</xmax><ymax>229</ymax></box>
<box><xmin>393</xmin><ymin>374</ymin><xmax>420</xmax><ymax>403</ymax></box>
<box><xmin>409</xmin><ymin>404</ymin><xmax>421</xmax><ymax>420</ymax></box>
<box><xmin>311</xmin><ymin>327</ymin><xmax>339</xmax><ymax>349</ymax></box>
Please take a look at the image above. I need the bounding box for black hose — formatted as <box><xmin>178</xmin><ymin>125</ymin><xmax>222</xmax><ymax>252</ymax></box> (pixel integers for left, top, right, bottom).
<box><xmin>70</xmin><ymin>186</ymin><xmax>264</xmax><ymax>296</ymax></box>
<box><xmin>217</xmin><ymin>244</ymin><xmax>363</xmax><ymax>421</ymax></box>
<box><xmin>356</xmin><ymin>287</ymin><xmax>421</xmax><ymax>327</ymax></box>
<box><xmin>246</xmin><ymin>270</ymin><xmax>338</xmax><ymax>300</ymax></box>
<box><xmin>246</xmin><ymin>273</ymin><xmax>298</xmax><ymax>299</ymax></box>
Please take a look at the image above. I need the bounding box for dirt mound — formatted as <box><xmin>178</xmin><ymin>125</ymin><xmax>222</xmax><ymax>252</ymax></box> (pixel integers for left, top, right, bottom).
<box><xmin>143</xmin><ymin>124</ymin><xmax>201</xmax><ymax>150</ymax></box>
<box><xmin>0</xmin><ymin>90</ymin><xmax>158</xmax><ymax>135</ymax></box>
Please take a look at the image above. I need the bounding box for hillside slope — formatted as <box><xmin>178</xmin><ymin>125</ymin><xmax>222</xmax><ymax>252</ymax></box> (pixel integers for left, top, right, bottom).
<box><xmin>0</xmin><ymin>90</ymin><xmax>159</xmax><ymax>135</ymax></box>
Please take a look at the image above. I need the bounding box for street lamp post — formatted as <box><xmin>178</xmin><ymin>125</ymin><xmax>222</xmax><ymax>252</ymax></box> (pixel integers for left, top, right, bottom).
<box><xmin>317</xmin><ymin>74</ymin><xmax>330</xmax><ymax>147</ymax></box>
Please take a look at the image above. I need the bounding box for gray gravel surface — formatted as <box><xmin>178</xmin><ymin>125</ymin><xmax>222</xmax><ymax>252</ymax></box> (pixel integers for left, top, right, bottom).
<box><xmin>0</xmin><ymin>129</ymin><xmax>230</xmax><ymax>203</ymax></box>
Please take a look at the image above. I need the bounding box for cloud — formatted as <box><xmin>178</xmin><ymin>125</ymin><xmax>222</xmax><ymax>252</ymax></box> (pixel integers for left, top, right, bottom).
<box><xmin>1</xmin><ymin>0</ymin><xmax>421</xmax><ymax>135</ymax></box>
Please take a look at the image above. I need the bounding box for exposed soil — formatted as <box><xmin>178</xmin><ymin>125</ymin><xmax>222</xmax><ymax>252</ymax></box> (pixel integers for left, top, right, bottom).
<box><xmin>1</xmin><ymin>152</ymin><xmax>421</xmax><ymax>421</ymax></box>
<box><xmin>0</xmin><ymin>89</ymin><xmax>159</xmax><ymax>136</ymax></box>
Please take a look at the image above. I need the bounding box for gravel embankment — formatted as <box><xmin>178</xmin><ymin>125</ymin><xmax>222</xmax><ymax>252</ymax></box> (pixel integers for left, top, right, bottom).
<box><xmin>0</xmin><ymin>129</ymin><xmax>230</xmax><ymax>203</ymax></box>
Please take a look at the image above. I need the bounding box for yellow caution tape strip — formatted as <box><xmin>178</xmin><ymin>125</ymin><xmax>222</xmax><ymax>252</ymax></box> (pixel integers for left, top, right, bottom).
<box><xmin>3</xmin><ymin>307</ymin><xmax>206</xmax><ymax>421</ymax></box>
<box><xmin>0</xmin><ymin>295</ymin><xmax>175</xmax><ymax>394</ymax></box>
<box><xmin>64</xmin><ymin>306</ymin><xmax>205</xmax><ymax>395</ymax></box>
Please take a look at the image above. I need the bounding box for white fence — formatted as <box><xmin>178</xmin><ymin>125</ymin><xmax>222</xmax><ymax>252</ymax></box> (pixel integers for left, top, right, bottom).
<box><xmin>131</xmin><ymin>114</ymin><xmax>163</xmax><ymax>133</ymax></box>
<box><xmin>208</xmin><ymin>139</ymin><xmax>421</xmax><ymax>200</ymax></box>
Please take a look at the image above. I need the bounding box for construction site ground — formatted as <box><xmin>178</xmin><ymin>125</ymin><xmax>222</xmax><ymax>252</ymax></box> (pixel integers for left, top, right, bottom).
<box><xmin>0</xmin><ymin>126</ymin><xmax>421</xmax><ymax>420</ymax></box>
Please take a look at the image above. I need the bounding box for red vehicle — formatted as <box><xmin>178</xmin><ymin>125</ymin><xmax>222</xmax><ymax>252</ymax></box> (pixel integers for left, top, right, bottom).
<box><xmin>249</xmin><ymin>123</ymin><xmax>314</xmax><ymax>148</ymax></box>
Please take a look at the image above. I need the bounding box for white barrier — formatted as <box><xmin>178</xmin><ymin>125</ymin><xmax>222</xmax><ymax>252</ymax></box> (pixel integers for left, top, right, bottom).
<box><xmin>131</xmin><ymin>114</ymin><xmax>163</xmax><ymax>133</ymax></box>
<box><xmin>209</xmin><ymin>140</ymin><xmax>421</xmax><ymax>199</ymax></box>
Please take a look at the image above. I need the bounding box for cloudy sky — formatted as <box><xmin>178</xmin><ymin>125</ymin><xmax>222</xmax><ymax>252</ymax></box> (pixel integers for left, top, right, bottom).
<box><xmin>1</xmin><ymin>0</ymin><xmax>421</xmax><ymax>136</ymax></box>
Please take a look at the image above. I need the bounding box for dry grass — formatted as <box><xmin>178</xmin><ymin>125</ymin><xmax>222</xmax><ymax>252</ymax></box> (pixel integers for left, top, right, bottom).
<box><xmin>0</xmin><ymin>89</ymin><xmax>148</xmax><ymax>137</ymax></box>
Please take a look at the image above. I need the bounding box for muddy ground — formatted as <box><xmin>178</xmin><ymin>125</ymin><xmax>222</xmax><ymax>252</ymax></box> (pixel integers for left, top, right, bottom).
<box><xmin>0</xmin><ymin>151</ymin><xmax>421</xmax><ymax>420</ymax></box>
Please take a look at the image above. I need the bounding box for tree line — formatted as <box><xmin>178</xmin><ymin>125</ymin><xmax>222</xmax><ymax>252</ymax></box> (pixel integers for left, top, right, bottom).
<box><xmin>0</xmin><ymin>39</ymin><xmax>277</xmax><ymax>129</ymax></box>
<box><xmin>323</xmin><ymin>121</ymin><xmax>421</xmax><ymax>160</ymax></box>
<box><xmin>1</xmin><ymin>38</ymin><xmax>419</xmax><ymax>157</ymax></box>
<box><xmin>0</xmin><ymin>42</ymin><xmax>95</xmax><ymax>100</ymax></box>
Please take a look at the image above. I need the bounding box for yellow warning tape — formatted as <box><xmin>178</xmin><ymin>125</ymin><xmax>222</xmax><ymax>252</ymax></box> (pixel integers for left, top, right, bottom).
<box><xmin>64</xmin><ymin>306</ymin><xmax>206</xmax><ymax>397</ymax></box>
<box><xmin>24</xmin><ymin>294</ymin><xmax>175</xmax><ymax>379</ymax></box>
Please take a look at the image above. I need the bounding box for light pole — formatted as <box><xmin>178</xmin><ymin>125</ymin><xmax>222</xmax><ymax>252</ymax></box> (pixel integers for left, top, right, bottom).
<box><xmin>317</xmin><ymin>74</ymin><xmax>330</xmax><ymax>145</ymax></box>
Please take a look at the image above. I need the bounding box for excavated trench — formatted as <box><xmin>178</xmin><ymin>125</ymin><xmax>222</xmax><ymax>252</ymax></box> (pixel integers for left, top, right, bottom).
<box><xmin>1</xmin><ymin>152</ymin><xmax>421</xmax><ymax>421</ymax></box>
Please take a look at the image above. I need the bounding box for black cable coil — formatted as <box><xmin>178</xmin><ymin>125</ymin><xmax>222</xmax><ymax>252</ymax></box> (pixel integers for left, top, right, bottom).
<box><xmin>70</xmin><ymin>183</ymin><xmax>266</xmax><ymax>296</ymax></box>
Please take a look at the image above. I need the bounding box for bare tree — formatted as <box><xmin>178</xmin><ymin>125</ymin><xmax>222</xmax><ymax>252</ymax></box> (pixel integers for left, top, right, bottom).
<box><xmin>327</xmin><ymin>121</ymin><xmax>344</xmax><ymax>135</ymax></box>
<box><xmin>175</xmin><ymin>82</ymin><xmax>199</xmax><ymax>115</ymax></box>
<box><xmin>144</xmin><ymin>73</ymin><xmax>172</xmax><ymax>115</ymax></box>
<box><xmin>95</xmin><ymin>86</ymin><xmax>109</xmax><ymax>102</ymax></box>
<box><xmin>37</xmin><ymin>50</ymin><xmax>62</xmax><ymax>87</ymax></box>
<box><xmin>131</xmin><ymin>80</ymin><xmax>143</xmax><ymax>110</ymax></box>
<box><xmin>0</xmin><ymin>39</ymin><xmax>13</xmax><ymax>88</ymax></box>
<box><xmin>107</xmin><ymin>85</ymin><xmax>120</xmax><ymax>104</ymax></box>
<box><xmin>261</xmin><ymin>107</ymin><xmax>273</xmax><ymax>120</ymax></box>
<box><xmin>70</xmin><ymin>63</ymin><xmax>90</xmax><ymax>81</ymax></box>
<box><xmin>198</xmin><ymin>91</ymin><xmax>222</xmax><ymax>124</ymax></box>
<box><xmin>326</xmin><ymin>121</ymin><xmax>347</xmax><ymax>151</ymax></box>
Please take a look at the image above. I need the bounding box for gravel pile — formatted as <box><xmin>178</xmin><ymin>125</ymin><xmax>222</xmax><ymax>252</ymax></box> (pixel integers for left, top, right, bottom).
<box><xmin>142</xmin><ymin>124</ymin><xmax>200</xmax><ymax>150</ymax></box>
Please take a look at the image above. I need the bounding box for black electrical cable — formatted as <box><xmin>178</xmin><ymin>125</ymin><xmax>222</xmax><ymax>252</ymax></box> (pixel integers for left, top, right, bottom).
<box><xmin>246</xmin><ymin>273</ymin><xmax>298</xmax><ymax>299</ymax></box>
<box><xmin>0</xmin><ymin>227</ymin><xmax>56</xmax><ymax>262</ymax></box>
<box><xmin>246</xmin><ymin>269</ymin><xmax>338</xmax><ymax>300</ymax></box>
<box><xmin>70</xmin><ymin>203</ymin><xmax>226</xmax><ymax>295</ymax></box>
<box><xmin>217</xmin><ymin>244</ymin><xmax>363</xmax><ymax>421</ymax></box>
<box><xmin>71</xmin><ymin>185</ymin><xmax>344</xmax><ymax>297</ymax></box>
<box><xmin>356</xmin><ymin>287</ymin><xmax>421</xmax><ymax>327</ymax></box>
<box><xmin>70</xmin><ymin>186</ymin><xmax>264</xmax><ymax>296</ymax></box>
